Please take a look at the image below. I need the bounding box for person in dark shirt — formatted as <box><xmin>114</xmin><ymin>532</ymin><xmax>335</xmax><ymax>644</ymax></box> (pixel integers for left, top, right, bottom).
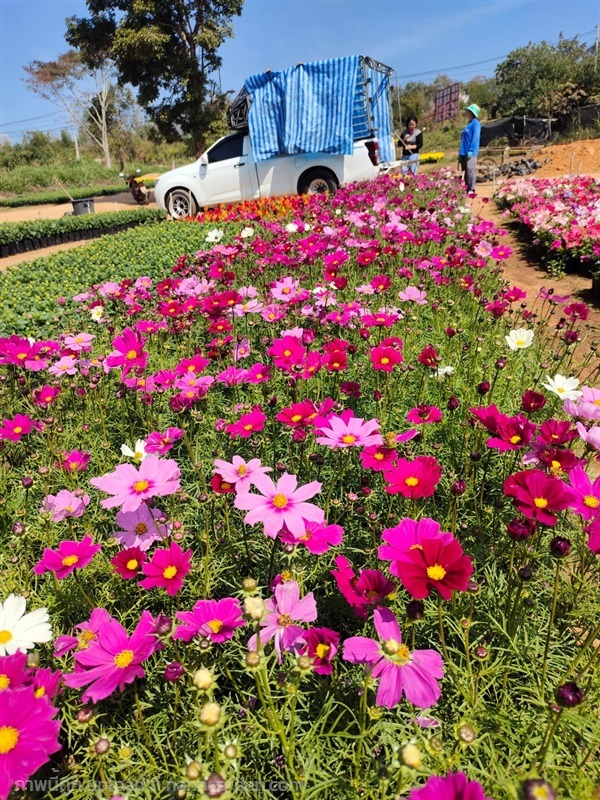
<box><xmin>398</xmin><ymin>115</ymin><xmax>423</xmax><ymax>176</ymax></box>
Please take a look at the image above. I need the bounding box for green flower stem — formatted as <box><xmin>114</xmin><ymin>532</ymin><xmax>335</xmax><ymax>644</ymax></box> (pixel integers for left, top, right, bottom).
<box><xmin>541</xmin><ymin>559</ymin><xmax>561</xmax><ymax>691</ymax></box>
<box><xmin>535</xmin><ymin>706</ymin><xmax>563</xmax><ymax>767</ymax></box>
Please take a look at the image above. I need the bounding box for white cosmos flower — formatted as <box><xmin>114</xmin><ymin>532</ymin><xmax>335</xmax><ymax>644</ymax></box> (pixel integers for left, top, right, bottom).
<box><xmin>285</xmin><ymin>222</ymin><xmax>299</xmax><ymax>233</ymax></box>
<box><xmin>0</xmin><ymin>594</ymin><xmax>52</xmax><ymax>656</ymax></box>
<box><xmin>240</xmin><ymin>227</ymin><xmax>254</xmax><ymax>238</ymax></box>
<box><xmin>542</xmin><ymin>374</ymin><xmax>582</xmax><ymax>401</ymax></box>
<box><xmin>121</xmin><ymin>439</ymin><xmax>147</xmax><ymax>463</ymax></box>
<box><xmin>205</xmin><ymin>229</ymin><xmax>224</xmax><ymax>243</ymax></box>
<box><xmin>90</xmin><ymin>306</ymin><xmax>104</xmax><ymax>322</ymax></box>
<box><xmin>434</xmin><ymin>366</ymin><xmax>454</xmax><ymax>379</ymax></box>
<box><xmin>505</xmin><ymin>328</ymin><xmax>534</xmax><ymax>351</ymax></box>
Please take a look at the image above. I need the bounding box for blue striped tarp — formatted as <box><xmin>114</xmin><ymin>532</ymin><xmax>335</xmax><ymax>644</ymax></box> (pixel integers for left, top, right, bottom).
<box><xmin>244</xmin><ymin>55</ymin><xmax>393</xmax><ymax>163</ymax></box>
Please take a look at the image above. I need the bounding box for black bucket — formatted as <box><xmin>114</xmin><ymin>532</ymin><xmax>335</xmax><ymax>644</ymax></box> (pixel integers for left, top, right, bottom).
<box><xmin>72</xmin><ymin>198</ymin><xmax>95</xmax><ymax>215</ymax></box>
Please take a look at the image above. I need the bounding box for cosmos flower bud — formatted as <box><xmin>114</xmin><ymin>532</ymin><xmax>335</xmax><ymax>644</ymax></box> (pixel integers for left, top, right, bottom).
<box><xmin>199</xmin><ymin>702</ymin><xmax>221</xmax><ymax>727</ymax></box>
<box><xmin>555</xmin><ymin>681</ymin><xmax>583</xmax><ymax>708</ymax></box>
<box><xmin>406</xmin><ymin>600</ymin><xmax>425</xmax><ymax>620</ymax></box>
<box><xmin>204</xmin><ymin>773</ymin><xmax>226</xmax><ymax>798</ymax></box>
<box><xmin>242</xmin><ymin>577</ymin><xmax>258</xmax><ymax>593</ymax></box>
<box><xmin>94</xmin><ymin>738</ymin><xmax>110</xmax><ymax>755</ymax></box>
<box><xmin>401</xmin><ymin>743</ymin><xmax>422</xmax><ymax>768</ymax></box>
<box><xmin>549</xmin><ymin>536</ymin><xmax>571</xmax><ymax>558</ymax></box>
<box><xmin>244</xmin><ymin>596</ymin><xmax>265</xmax><ymax>620</ymax></box>
<box><xmin>193</xmin><ymin>668</ymin><xmax>215</xmax><ymax>691</ymax></box>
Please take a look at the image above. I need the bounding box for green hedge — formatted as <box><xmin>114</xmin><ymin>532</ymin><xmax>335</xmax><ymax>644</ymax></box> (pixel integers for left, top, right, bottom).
<box><xmin>0</xmin><ymin>184</ymin><xmax>129</xmax><ymax>208</ymax></box>
<box><xmin>0</xmin><ymin>208</ymin><xmax>165</xmax><ymax>252</ymax></box>
<box><xmin>0</xmin><ymin>219</ymin><xmax>242</xmax><ymax>337</ymax></box>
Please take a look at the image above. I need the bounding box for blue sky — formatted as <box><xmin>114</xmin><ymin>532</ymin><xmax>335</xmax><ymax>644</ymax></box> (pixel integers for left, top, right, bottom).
<box><xmin>1</xmin><ymin>0</ymin><xmax>598</xmax><ymax>141</ymax></box>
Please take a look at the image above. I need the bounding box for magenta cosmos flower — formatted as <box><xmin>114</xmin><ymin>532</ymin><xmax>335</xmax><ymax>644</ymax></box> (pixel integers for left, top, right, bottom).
<box><xmin>0</xmin><ymin>685</ymin><xmax>61</xmax><ymax>800</ymax></box>
<box><xmin>90</xmin><ymin>455</ymin><xmax>181</xmax><ymax>513</ymax></box>
<box><xmin>234</xmin><ymin>472</ymin><xmax>324</xmax><ymax>539</ymax></box>
<box><xmin>0</xmin><ymin>414</ymin><xmax>38</xmax><ymax>443</ymax></box>
<box><xmin>565</xmin><ymin>464</ymin><xmax>600</xmax><ymax>521</ymax></box>
<box><xmin>331</xmin><ymin>556</ymin><xmax>395</xmax><ymax>620</ymax></box>
<box><xmin>174</xmin><ymin>598</ymin><xmax>245</xmax><ymax>643</ymax></box>
<box><xmin>409</xmin><ymin>772</ymin><xmax>492</xmax><ymax>800</ymax></box>
<box><xmin>393</xmin><ymin>536</ymin><xmax>474</xmax><ymax>601</ymax></box>
<box><xmin>279</xmin><ymin>520</ymin><xmax>344</xmax><ymax>554</ymax></box>
<box><xmin>406</xmin><ymin>404</ymin><xmax>443</xmax><ymax>425</ymax></box>
<box><xmin>503</xmin><ymin>469</ymin><xmax>573</xmax><ymax>526</ymax></box>
<box><xmin>314</xmin><ymin>409</ymin><xmax>383</xmax><ymax>449</ymax></box>
<box><xmin>34</xmin><ymin>536</ymin><xmax>101</xmax><ymax>580</ymax></box>
<box><xmin>64</xmin><ymin>611</ymin><xmax>160</xmax><ymax>703</ymax></box>
<box><xmin>384</xmin><ymin>456</ymin><xmax>442</xmax><ymax>499</ymax></box>
<box><xmin>139</xmin><ymin>542</ymin><xmax>192</xmax><ymax>596</ymax></box>
<box><xmin>105</xmin><ymin>327</ymin><xmax>149</xmax><ymax>377</ymax></box>
<box><xmin>247</xmin><ymin>580</ymin><xmax>317</xmax><ymax>661</ymax></box>
<box><xmin>299</xmin><ymin>628</ymin><xmax>340</xmax><ymax>675</ymax></box>
<box><xmin>343</xmin><ymin>607</ymin><xmax>444</xmax><ymax>708</ymax></box>
<box><xmin>212</xmin><ymin>455</ymin><xmax>272</xmax><ymax>493</ymax></box>
<box><xmin>145</xmin><ymin>427</ymin><xmax>184</xmax><ymax>455</ymax></box>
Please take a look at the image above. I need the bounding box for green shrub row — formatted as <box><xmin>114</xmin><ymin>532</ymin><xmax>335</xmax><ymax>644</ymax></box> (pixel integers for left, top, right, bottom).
<box><xmin>0</xmin><ymin>208</ymin><xmax>164</xmax><ymax>250</ymax></box>
<box><xmin>0</xmin><ymin>184</ymin><xmax>128</xmax><ymax>208</ymax></box>
<box><xmin>0</xmin><ymin>219</ymin><xmax>240</xmax><ymax>336</ymax></box>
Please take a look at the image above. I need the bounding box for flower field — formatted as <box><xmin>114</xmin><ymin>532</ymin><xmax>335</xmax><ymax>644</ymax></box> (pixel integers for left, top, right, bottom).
<box><xmin>495</xmin><ymin>175</ymin><xmax>600</xmax><ymax>278</ymax></box>
<box><xmin>0</xmin><ymin>170</ymin><xmax>599</xmax><ymax>800</ymax></box>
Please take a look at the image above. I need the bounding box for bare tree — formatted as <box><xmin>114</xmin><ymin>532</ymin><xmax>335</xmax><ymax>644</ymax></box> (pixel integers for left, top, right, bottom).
<box><xmin>24</xmin><ymin>51</ymin><xmax>117</xmax><ymax>167</ymax></box>
<box><xmin>23</xmin><ymin>51</ymin><xmax>84</xmax><ymax>160</ymax></box>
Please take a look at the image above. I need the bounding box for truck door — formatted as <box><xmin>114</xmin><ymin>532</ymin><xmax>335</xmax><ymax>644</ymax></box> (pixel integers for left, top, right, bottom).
<box><xmin>199</xmin><ymin>134</ymin><xmax>259</xmax><ymax>205</ymax></box>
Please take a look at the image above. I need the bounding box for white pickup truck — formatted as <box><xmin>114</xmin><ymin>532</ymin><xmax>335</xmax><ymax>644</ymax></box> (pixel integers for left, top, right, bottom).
<box><xmin>154</xmin><ymin>131</ymin><xmax>382</xmax><ymax>218</ymax></box>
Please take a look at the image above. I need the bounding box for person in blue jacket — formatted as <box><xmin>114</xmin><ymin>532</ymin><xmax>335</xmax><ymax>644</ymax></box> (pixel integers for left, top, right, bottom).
<box><xmin>458</xmin><ymin>103</ymin><xmax>481</xmax><ymax>195</ymax></box>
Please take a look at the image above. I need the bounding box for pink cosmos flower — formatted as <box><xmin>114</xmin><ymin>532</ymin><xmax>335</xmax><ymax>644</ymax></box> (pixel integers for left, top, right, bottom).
<box><xmin>564</xmin><ymin>386</ymin><xmax>600</xmax><ymax>420</ymax></box>
<box><xmin>314</xmin><ymin>409</ymin><xmax>383</xmax><ymax>449</ymax></box>
<box><xmin>56</xmin><ymin>450</ymin><xmax>90</xmax><ymax>473</ymax></box>
<box><xmin>360</xmin><ymin>445</ymin><xmax>398</xmax><ymax>471</ymax></box>
<box><xmin>0</xmin><ymin>414</ymin><xmax>38</xmax><ymax>442</ymax></box>
<box><xmin>64</xmin><ymin>610</ymin><xmax>160</xmax><ymax>703</ymax></box>
<box><xmin>370</xmin><ymin>346</ymin><xmax>403</xmax><ymax>372</ymax></box>
<box><xmin>105</xmin><ymin>327</ymin><xmax>149</xmax><ymax>377</ymax></box>
<box><xmin>384</xmin><ymin>456</ymin><xmax>442</xmax><ymax>499</ymax></box>
<box><xmin>139</xmin><ymin>542</ymin><xmax>192</xmax><ymax>596</ymax></box>
<box><xmin>245</xmin><ymin>363</ymin><xmax>271</xmax><ymax>384</ymax></box>
<box><xmin>378</xmin><ymin>517</ymin><xmax>454</xmax><ymax>578</ymax></box>
<box><xmin>145</xmin><ymin>427</ymin><xmax>184</xmax><ymax>455</ymax></box>
<box><xmin>343</xmin><ymin>607</ymin><xmax>444</xmax><ymax>708</ymax></box>
<box><xmin>398</xmin><ymin>286</ymin><xmax>427</xmax><ymax>304</ymax></box>
<box><xmin>212</xmin><ymin>455</ymin><xmax>272</xmax><ymax>493</ymax></box>
<box><xmin>585</xmin><ymin>519</ymin><xmax>600</xmax><ymax>553</ymax></box>
<box><xmin>406</xmin><ymin>405</ymin><xmax>443</xmax><ymax>425</ymax></box>
<box><xmin>235</xmin><ymin>472</ymin><xmax>324</xmax><ymax>539</ymax></box>
<box><xmin>30</xmin><ymin>668</ymin><xmax>63</xmax><ymax>702</ymax></box>
<box><xmin>48</xmin><ymin>355</ymin><xmax>78</xmax><ymax>378</ymax></box>
<box><xmin>0</xmin><ymin>685</ymin><xmax>61</xmax><ymax>800</ymax></box>
<box><xmin>53</xmin><ymin>607</ymin><xmax>110</xmax><ymax>658</ymax></box>
<box><xmin>174</xmin><ymin>598</ymin><xmax>245</xmax><ymax>643</ymax></box>
<box><xmin>40</xmin><ymin>490</ymin><xmax>90</xmax><ymax>522</ymax></box>
<box><xmin>503</xmin><ymin>469</ymin><xmax>574</xmax><ymax>526</ymax></box>
<box><xmin>34</xmin><ymin>536</ymin><xmax>101</xmax><ymax>580</ymax></box>
<box><xmin>486</xmin><ymin>414</ymin><xmax>537</xmax><ymax>451</ymax></box>
<box><xmin>90</xmin><ymin>455</ymin><xmax>181</xmax><ymax>513</ymax></box>
<box><xmin>299</xmin><ymin>628</ymin><xmax>340</xmax><ymax>675</ymax></box>
<box><xmin>226</xmin><ymin>408</ymin><xmax>267</xmax><ymax>439</ymax></box>
<box><xmin>247</xmin><ymin>580</ymin><xmax>317</xmax><ymax>661</ymax></box>
<box><xmin>113</xmin><ymin>504</ymin><xmax>169</xmax><ymax>550</ymax></box>
<box><xmin>392</xmin><ymin>536</ymin><xmax>474</xmax><ymax>600</ymax></box>
<box><xmin>0</xmin><ymin>652</ymin><xmax>31</xmax><ymax>693</ymax></box>
<box><xmin>279</xmin><ymin>521</ymin><xmax>344</xmax><ymax>554</ymax></box>
<box><xmin>331</xmin><ymin>556</ymin><xmax>395</xmax><ymax>619</ymax></box>
<box><xmin>565</xmin><ymin>464</ymin><xmax>600</xmax><ymax>521</ymax></box>
<box><xmin>576</xmin><ymin>421</ymin><xmax>600</xmax><ymax>451</ymax></box>
<box><xmin>64</xmin><ymin>332</ymin><xmax>95</xmax><ymax>352</ymax></box>
<box><xmin>408</xmin><ymin>772</ymin><xmax>492</xmax><ymax>800</ymax></box>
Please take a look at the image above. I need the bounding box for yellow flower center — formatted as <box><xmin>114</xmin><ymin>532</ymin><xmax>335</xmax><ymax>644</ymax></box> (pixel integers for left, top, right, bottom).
<box><xmin>17</xmin><ymin>353</ymin><xmax>27</xmax><ymax>360</ymax></box>
<box><xmin>533</xmin><ymin>497</ymin><xmax>548</xmax><ymax>509</ymax></box>
<box><xmin>133</xmin><ymin>480</ymin><xmax>149</xmax><ymax>493</ymax></box>
<box><xmin>515</xmin><ymin>339</ymin><xmax>525</xmax><ymax>347</ymax></box>
<box><xmin>163</xmin><ymin>565</ymin><xmax>178</xmax><ymax>579</ymax></box>
<box><xmin>126</xmin><ymin>559</ymin><xmax>139</xmax><ymax>570</ymax></box>
<box><xmin>243</xmin><ymin>424</ymin><xmax>254</xmax><ymax>431</ymax></box>
<box><xmin>383</xmin><ymin>639</ymin><xmax>411</xmax><ymax>663</ymax></box>
<box><xmin>277</xmin><ymin>614</ymin><xmax>292</xmax><ymax>627</ymax></box>
<box><xmin>68</xmin><ymin>462</ymin><xmax>78</xmax><ymax>470</ymax></box>
<box><xmin>594</xmin><ymin>399</ymin><xmax>600</xmax><ymax>407</ymax></box>
<box><xmin>237</xmin><ymin>465</ymin><xmax>248</xmax><ymax>477</ymax></box>
<box><xmin>426</xmin><ymin>564</ymin><xmax>447</xmax><ymax>581</ymax></box>
<box><xmin>291</xmin><ymin>414</ymin><xmax>302</xmax><ymax>422</ymax></box>
<box><xmin>510</xmin><ymin>435</ymin><xmax>521</xmax><ymax>444</ymax></box>
<box><xmin>405</xmin><ymin>476</ymin><xmax>419</xmax><ymax>487</ymax></box>
<box><xmin>0</xmin><ymin>726</ymin><xmax>19</xmax><ymax>754</ymax></box>
<box><xmin>281</xmin><ymin>570</ymin><xmax>293</xmax><ymax>582</ymax></box>
<box><xmin>13</xmin><ymin>427</ymin><xmax>22</xmax><ymax>434</ymax></box>
<box><xmin>221</xmin><ymin>481</ymin><xmax>231</xmax><ymax>490</ymax></box>
<box><xmin>381</xmin><ymin>357</ymin><xmax>390</xmax><ymax>364</ymax></box>
<box><xmin>135</xmin><ymin>522</ymin><xmax>148</xmax><ymax>534</ymax></box>
<box><xmin>62</xmin><ymin>554</ymin><xmax>79</xmax><ymax>567</ymax></box>
<box><xmin>374</xmin><ymin>453</ymin><xmax>384</xmax><ymax>460</ymax></box>
<box><xmin>584</xmin><ymin>495</ymin><xmax>599</xmax><ymax>508</ymax></box>
<box><xmin>126</xmin><ymin>349</ymin><xmax>138</xmax><ymax>360</ymax></box>
<box><xmin>0</xmin><ymin>674</ymin><xmax>10</xmax><ymax>690</ymax></box>
<box><xmin>315</xmin><ymin>643</ymin><xmax>330</xmax><ymax>659</ymax></box>
<box><xmin>283</xmin><ymin>349</ymin><xmax>292</xmax><ymax>357</ymax></box>
<box><xmin>272</xmin><ymin>494</ymin><xmax>288</xmax><ymax>509</ymax></box>
<box><xmin>531</xmin><ymin>786</ymin><xmax>553</xmax><ymax>800</ymax></box>
<box><xmin>0</xmin><ymin>631</ymin><xmax>12</xmax><ymax>645</ymax></box>
<box><xmin>34</xmin><ymin>687</ymin><xmax>46</xmax><ymax>698</ymax></box>
<box><xmin>114</xmin><ymin>649</ymin><xmax>135</xmax><ymax>668</ymax></box>
<box><xmin>77</xmin><ymin>630</ymin><xmax>95</xmax><ymax>649</ymax></box>
<box><xmin>342</xmin><ymin>434</ymin><xmax>356</xmax><ymax>444</ymax></box>
<box><xmin>207</xmin><ymin>619</ymin><xmax>223</xmax><ymax>633</ymax></box>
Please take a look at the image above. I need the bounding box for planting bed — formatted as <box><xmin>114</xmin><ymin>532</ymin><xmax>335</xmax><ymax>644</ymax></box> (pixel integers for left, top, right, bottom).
<box><xmin>0</xmin><ymin>171</ymin><xmax>598</xmax><ymax>800</ymax></box>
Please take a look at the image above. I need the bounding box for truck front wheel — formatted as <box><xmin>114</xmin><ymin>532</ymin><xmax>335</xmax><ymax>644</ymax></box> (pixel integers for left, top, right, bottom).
<box><xmin>166</xmin><ymin>188</ymin><xmax>198</xmax><ymax>219</ymax></box>
<box><xmin>298</xmin><ymin>169</ymin><xmax>338</xmax><ymax>195</ymax></box>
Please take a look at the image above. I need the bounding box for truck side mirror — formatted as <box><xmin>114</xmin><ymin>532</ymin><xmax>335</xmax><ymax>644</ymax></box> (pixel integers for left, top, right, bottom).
<box><xmin>199</xmin><ymin>153</ymin><xmax>209</xmax><ymax>166</ymax></box>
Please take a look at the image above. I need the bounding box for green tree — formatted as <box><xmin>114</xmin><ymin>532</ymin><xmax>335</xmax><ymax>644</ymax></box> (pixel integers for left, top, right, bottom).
<box><xmin>463</xmin><ymin>75</ymin><xmax>499</xmax><ymax>118</ymax></box>
<box><xmin>66</xmin><ymin>0</ymin><xmax>244</xmax><ymax>156</ymax></box>
<box><xmin>495</xmin><ymin>34</ymin><xmax>597</xmax><ymax>117</ymax></box>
